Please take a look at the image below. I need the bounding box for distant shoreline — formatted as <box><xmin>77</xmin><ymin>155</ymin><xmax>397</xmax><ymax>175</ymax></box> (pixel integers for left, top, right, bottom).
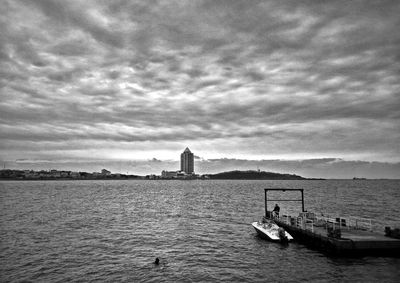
<box><xmin>0</xmin><ymin>169</ymin><xmax>326</xmax><ymax>181</ymax></box>
<box><xmin>4</xmin><ymin>169</ymin><xmax>396</xmax><ymax>181</ymax></box>
<box><xmin>1</xmin><ymin>178</ymin><xmax>398</xmax><ymax>181</ymax></box>
<box><xmin>0</xmin><ymin>177</ymin><xmax>327</xmax><ymax>181</ymax></box>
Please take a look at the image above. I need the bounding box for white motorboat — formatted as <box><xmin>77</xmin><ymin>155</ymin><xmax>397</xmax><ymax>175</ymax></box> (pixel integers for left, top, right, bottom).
<box><xmin>252</xmin><ymin>220</ymin><xmax>294</xmax><ymax>242</ymax></box>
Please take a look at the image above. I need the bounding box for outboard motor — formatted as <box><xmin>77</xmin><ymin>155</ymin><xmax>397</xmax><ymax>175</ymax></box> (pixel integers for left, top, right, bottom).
<box><xmin>278</xmin><ymin>227</ymin><xmax>288</xmax><ymax>244</ymax></box>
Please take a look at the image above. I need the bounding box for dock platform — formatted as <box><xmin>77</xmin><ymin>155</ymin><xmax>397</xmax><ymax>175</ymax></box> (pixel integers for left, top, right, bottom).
<box><xmin>262</xmin><ymin>188</ymin><xmax>400</xmax><ymax>256</ymax></box>
<box><xmin>271</xmin><ymin>216</ymin><xmax>400</xmax><ymax>256</ymax></box>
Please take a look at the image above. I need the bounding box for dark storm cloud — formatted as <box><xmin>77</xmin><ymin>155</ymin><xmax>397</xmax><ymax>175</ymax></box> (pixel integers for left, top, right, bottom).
<box><xmin>1</xmin><ymin>0</ymin><xmax>400</xmax><ymax>176</ymax></box>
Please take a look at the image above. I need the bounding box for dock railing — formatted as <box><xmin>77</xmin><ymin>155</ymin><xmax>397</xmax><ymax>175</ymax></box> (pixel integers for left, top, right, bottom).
<box><xmin>276</xmin><ymin>211</ymin><xmax>373</xmax><ymax>234</ymax></box>
<box><xmin>263</xmin><ymin>188</ymin><xmax>373</xmax><ymax>234</ymax></box>
<box><xmin>346</xmin><ymin>216</ymin><xmax>373</xmax><ymax>231</ymax></box>
<box><xmin>317</xmin><ymin>215</ymin><xmax>372</xmax><ymax>231</ymax></box>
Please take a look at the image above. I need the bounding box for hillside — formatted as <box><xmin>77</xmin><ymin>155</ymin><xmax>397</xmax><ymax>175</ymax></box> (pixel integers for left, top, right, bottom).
<box><xmin>207</xmin><ymin>170</ymin><xmax>306</xmax><ymax>180</ymax></box>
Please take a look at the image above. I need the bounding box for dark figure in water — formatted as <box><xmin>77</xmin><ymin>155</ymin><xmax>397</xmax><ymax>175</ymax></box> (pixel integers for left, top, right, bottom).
<box><xmin>154</xmin><ymin>258</ymin><xmax>160</xmax><ymax>265</ymax></box>
<box><xmin>273</xmin><ymin>203</ymin><xmax>280</xmax><ymax>218</ymax></box>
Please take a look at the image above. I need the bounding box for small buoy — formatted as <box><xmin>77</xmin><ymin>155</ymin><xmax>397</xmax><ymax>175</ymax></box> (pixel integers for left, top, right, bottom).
<box><xmin>154</xmin><ymin>257</ymin><xmax>159</xmax><ymax>265</ymax></box>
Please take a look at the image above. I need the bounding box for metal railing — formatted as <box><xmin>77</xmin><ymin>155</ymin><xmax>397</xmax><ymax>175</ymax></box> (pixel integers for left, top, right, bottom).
<box><xmin>274</xmin><ymin>211</ymin><xmax>373</xmax><ymax>233</ymax></box>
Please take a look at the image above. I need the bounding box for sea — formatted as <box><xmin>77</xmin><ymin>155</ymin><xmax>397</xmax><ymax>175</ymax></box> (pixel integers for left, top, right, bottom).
<box><xmin>0</xmin><ymin>179</ymin><xmax>399</xmax><ymax>282</ymax></box>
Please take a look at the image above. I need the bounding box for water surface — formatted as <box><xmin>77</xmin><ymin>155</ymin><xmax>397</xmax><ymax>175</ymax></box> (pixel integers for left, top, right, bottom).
<box><xmin>1</xmin><ymin>180</ymin><xmax>399</xmax><ymax>282</ymax></box>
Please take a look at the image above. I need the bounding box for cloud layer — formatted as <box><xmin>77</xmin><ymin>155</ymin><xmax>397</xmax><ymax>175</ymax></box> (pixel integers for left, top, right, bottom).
<box><xmin>1</xmin><ymin>0</ymin><xmax>400</xmax><ymax>177</ymax></box>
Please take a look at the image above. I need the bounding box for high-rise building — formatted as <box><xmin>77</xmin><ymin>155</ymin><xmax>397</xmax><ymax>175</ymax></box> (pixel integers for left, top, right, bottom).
<box><xmin>180</xmin><ymin>147</ymin><xmax>194</xmax><ymax>174</ymax></box>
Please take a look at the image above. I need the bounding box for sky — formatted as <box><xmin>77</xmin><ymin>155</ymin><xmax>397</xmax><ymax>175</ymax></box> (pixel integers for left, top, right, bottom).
<box><xmin>1</xmin><ymin>0</ymin><xmax>399</xmax><ymax>178</ymax></box>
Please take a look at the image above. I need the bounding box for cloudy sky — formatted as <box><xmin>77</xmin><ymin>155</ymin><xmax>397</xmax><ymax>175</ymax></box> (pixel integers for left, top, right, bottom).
<box><xmin>1</xmin><ymin>0</ymin><xmax>399</xmax><ymax>178</ymax></box>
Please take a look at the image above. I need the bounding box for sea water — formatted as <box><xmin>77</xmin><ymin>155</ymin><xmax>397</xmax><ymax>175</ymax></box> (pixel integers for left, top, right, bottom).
<box><xmin>1</xmin><ymin>179</ymin><xmax>399</xmax><ymax>282</ymax></box>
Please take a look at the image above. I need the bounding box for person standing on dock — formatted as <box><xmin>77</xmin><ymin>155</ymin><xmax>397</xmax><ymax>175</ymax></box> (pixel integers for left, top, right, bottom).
<box><xmin>273</xmin><ymin>204</ymin><xmax>280</xmax><ymax>218</ymax></box>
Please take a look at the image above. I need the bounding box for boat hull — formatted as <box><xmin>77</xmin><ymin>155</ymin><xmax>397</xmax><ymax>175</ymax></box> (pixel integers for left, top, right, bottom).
<box><xmin>252</xmin><ymin>221</ymin><xmax>293</xmax><ymax>242</ymax></box>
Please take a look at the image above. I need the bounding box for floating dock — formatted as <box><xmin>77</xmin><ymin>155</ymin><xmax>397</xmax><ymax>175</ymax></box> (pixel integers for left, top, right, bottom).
<box><xmin>263</xmin><ymin>188</ymin><xmax>400</xmax><ymax>256</ymax></box>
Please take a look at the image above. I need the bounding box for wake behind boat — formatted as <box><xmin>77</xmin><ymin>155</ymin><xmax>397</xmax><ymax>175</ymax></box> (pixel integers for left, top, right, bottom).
<box><xmin>252</xmin><ymin>220</ymin><xmax>294</xmax><ymax>242</ymax></box>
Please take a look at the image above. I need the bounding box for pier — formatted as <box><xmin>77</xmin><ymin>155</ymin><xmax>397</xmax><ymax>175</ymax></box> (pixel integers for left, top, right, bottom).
<box><xmin>263</xmin><ymin>188</ymin><xmax>400</xmax><ymax>256</ymax></box>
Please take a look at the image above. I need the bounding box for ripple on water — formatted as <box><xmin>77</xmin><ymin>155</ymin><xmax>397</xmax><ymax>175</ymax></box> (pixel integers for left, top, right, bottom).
<box><xmin>0</xmin><ymin>180</ymin><xmax>399</xmax><ymax>282</ymax></box>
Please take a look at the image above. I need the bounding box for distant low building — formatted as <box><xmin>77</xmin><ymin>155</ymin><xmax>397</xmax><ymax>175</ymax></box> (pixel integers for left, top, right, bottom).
<box><xmin>161</xmin><ymin>170</ymin><xmax>198</xmax><ymax>179</ymax></box>
<box><xmin>60</xmin><ymin>171</ymin><xmax>69</xmax><ymax>178</ymax></box>
<box><xmin>50</xmin><ymin>170</ymin><xmax>61</xmax><ymax>178</ymax></box>
<box><xmin>147</xmin><ymin>174</ymin><xmax>159</xmax><ymax>179</ymax></box>
<box><xmin>162</xmin><ymin>170</ymin><xmax>179</xmax><ymax>178</ymax></box>
<box><xmin>70</xmin><ymin>171</ymin><xmax>80</xmax><ymax>178</ymax></box>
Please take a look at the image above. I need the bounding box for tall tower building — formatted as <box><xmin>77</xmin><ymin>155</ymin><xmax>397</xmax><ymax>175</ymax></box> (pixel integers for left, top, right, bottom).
<box><xmin>180</xmin><ymin>147</ymin><xmax>194</xmax><ymax>174</ymax></box>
